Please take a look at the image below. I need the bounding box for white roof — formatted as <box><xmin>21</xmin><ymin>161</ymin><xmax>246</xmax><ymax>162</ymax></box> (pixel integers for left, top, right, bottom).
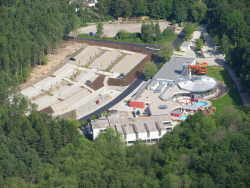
<box><xmin>178</xmin><ymin>76</ymin><xmax>217</xmax><ymax>92</ymax></box>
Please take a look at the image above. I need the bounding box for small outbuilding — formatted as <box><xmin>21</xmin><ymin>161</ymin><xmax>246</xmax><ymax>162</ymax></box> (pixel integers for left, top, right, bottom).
<box><xmin>128</xmin><ymin>101</ymin><xmax>145</xmax><ymax>109</ymax></box>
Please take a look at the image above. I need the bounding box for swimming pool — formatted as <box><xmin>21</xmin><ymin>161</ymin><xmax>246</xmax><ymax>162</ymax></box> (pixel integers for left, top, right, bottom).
<box><xmin>195</xmin><ymin>101</ymin><xmax>208</xmax><ymax>107</ymax></box>
<box><xmin>179</xmin><ymin>115</ymin><xmax>188</xmax><ymax>121</ymax></box>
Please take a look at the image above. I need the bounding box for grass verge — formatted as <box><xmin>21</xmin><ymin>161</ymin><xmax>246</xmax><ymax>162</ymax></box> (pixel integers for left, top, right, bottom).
<box><xmin>207</xmin><ymin>66</ymin><xmax>242</xmax><ymax>114</ymax></box>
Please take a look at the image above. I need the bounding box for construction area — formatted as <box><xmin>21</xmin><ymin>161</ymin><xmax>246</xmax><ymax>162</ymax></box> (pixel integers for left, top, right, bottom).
<box><xmin>21</xmin><ymin>44</ymin><xmax>149</xmax><ymax>119</ymax></box>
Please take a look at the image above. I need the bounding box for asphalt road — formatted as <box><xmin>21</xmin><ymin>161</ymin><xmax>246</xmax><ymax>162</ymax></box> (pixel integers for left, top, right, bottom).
<box><xmin>80</xmin><ymin>78</ymin><xmax>143</xmax><ymax>121</ymax></box>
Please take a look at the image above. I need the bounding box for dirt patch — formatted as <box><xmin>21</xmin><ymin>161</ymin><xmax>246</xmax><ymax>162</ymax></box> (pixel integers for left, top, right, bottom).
<box><xmin>20</xmin><ymin>41</ymin><xmax>85</xmax><ymax>89</ymax></box>
<box><xmin>89</xmin><ymin>75</ymin><xmax>105</xmax><ymax>90</ymax></box>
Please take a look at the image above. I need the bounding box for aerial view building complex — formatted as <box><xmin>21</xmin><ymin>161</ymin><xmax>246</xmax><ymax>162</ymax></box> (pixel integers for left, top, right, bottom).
<box><xmin>20</xmin><ymin>31</ymin><xmax>221</xmax><ymax>145</ymax></box>
<box><xmin>90</xmin><ymin>54</ymin><xmax>219</xmax><ymax>144</ymax></box>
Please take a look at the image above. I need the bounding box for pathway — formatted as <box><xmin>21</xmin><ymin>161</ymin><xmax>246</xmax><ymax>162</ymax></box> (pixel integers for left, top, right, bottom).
<box><xmin>223</xmin><ymin>64</ymin><xmax>250</xmax><ymax>105</ymax></box>
<box><xmin>194</xmin><ymin>27</ymin><xmax>250</xmax><ymax>105</ymax></box>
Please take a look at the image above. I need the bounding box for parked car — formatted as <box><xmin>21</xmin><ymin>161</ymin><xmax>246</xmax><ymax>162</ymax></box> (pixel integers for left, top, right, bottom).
<box><xmin>158</xmin><ymin>105</ymin><xmax>168</xmax><ymax>110</ymax></box>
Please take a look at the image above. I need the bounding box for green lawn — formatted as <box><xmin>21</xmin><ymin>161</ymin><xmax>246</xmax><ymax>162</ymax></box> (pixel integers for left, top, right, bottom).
<box><xmin>78</xmin><ymin>34</ymin><xmax>146</xmax><ymax>44</ymax></box>
<box><xmin>207</xmin><ymin>66</ymin><xmax>242</xmax><ymax>114</ymax></box>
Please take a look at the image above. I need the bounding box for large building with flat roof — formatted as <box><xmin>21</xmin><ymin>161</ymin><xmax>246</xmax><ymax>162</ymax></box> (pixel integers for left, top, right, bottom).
<box><xmin>148</xmin><ymin>56</ymin><xmax>195</xmax><ymax>91</ymax></box>
<box><xmin>90</xmin><ymin>113</ymin><xmax>173</xmax><ymax>144</ymax></box>
<box><xmin>147</xmin><ymin>56</ymin><xmax>218</xmax><ymax>101</ymax></box>
<box><xmin>154</xmin><ymin>56</ymin><xmax>195</xmax><ymax>81</ymax></box>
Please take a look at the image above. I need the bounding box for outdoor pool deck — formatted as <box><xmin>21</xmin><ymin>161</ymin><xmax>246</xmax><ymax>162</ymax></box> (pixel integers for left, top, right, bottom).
<box><xmin>135</xmin><ymin>89</ymin><xmax>182</xmax><ymax>117</ymax></box>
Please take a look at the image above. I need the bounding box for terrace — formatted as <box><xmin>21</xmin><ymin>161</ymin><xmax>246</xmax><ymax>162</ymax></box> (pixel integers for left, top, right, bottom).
<box><xmin>90</xmin><ymin>50</ymin><xmax>122</xmax><ymax>71</ymax></box>
<box><xmin>73</xmin><ymin>46</ymin><xmax>104</xmax><ymax>67</ymax></box>
<box><xmin>111</xmin><ymin>53</ymin><xmax>146</xmax><ymax>75</ymax></box>
<box><xmin>21</xmin><ymin>44</ymin><xmax>148</xmax><ymax>119</ymax></box>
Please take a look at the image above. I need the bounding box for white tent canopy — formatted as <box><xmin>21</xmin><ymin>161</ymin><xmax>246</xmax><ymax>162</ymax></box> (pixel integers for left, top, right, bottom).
<box><xmin>178</xmin><ymin>76</ymin><xmax>217</xmax><ymax>93</ymax></box>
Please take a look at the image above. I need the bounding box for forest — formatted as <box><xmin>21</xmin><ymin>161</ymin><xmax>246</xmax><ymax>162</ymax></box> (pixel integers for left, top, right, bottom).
<box><xmin>0</xmin><ymin>0</ymin><xmax>250</xmax><ymax>187</ymax></box>
<box><xmin>0</xmin><ymin>85</ymin><xmax>249</xmax><ymax>187</ymax></box>
<box><xmin>0</xmin><ymin>0</ymin><xmax>79</xmax><ymax>82</ymax></box>
<box><xmin>205</xmin><ymin>0</ymin><xmax>250</xmax><ymax>89</ymax></box>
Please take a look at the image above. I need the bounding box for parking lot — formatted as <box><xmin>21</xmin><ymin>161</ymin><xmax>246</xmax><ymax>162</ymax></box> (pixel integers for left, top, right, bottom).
<box><xmin>74</xmin><ymin>21</ymin><xmax>170</xmax><ymax>37</ymax></box>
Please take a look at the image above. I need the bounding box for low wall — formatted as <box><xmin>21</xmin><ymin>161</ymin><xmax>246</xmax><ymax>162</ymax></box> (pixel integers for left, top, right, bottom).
<box><xmin>89</xmin><ymin>75</ymin><xmax>105</xmax><ymax>90</ymax></box>
<box><xmin>67</xmin><ymin>38</ymin><xmax>154</xmax><ymax>55</ymax></box>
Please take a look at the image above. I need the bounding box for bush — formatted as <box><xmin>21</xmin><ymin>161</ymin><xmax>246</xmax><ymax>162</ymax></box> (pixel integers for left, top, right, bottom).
<box><xmin>143</xmin><ymin>61</ymin><xmax>158</xmax><ymax>80</ymax></box>
<box><xmin>195</xmin><ymin>39</ymin><xmax>204</xmax><ymax>51</ymax></box>
<box><xmin>162</xmin><ymin>28</ymin><xmax>176</xmax><ymax>41</ymax></box>
<box><xmin>96</xmin><ymin>23</ymin><xmax>104</xmax><ymax>38</ymax></box>
<box><xmin>183</xmin><ymin>23</ymin><xmax>197</xmax><ymax>40</ymax></box>
<box><xmin>115</xmin><ymin>30</ymin><xmax>138</xmax><ymax>40</ymax></box>
<box><xmin>41</xmin><ymin>56</ymin><xmax>48</xmax><ymax>65</ymax></box>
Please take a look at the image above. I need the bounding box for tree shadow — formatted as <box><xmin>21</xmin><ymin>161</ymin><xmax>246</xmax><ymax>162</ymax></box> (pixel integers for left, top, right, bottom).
<box><xmin>214</xmin><ymin>58</ymin><xmax>225</xmax><ymax>66</ymax></box>
<box><xmin>151</xmin><ymin>54</ymin><xmax>166</xmax><ymax>64</ymax></box>
<box><xmin>219</xmin><ymin>68</ymin><xmax>242</xmax><ymax>105</ymax></box>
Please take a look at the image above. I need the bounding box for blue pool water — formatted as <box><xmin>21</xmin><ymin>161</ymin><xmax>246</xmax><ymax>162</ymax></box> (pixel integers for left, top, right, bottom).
<box><xmin>179</xmin><ymin>115</ymin><xmax>188</xmax><ymax>121</ymax></box>
<box><xmin>195</xmin><ymin>101</ymin><xmax>208</xmax><ymax>107</ymax></box>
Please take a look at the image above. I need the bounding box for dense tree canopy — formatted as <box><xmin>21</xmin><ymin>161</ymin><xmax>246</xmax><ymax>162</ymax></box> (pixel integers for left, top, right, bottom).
<box><xmin>205</xmin><ymin>0</ymin><xmax>250</xmax><ymax>89</ymax></box>
<box><xmin>96</xmin><ymin>0</ymin><xmax>207</xmax><ymax>22</ymax></box>
<box><xmin>143</xmin><ymin>61</ymin><xmax>158</xmax><ymax>80</ymax></box>
<box><xmin>0</xmin><ymin>0</ymin><xmax>79</xmax><ymax>82</ymax></box>
<box><xmin>0</xmin><ymin>83</ymin><xmax>249</xmax><ymax>187</ymax></box>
